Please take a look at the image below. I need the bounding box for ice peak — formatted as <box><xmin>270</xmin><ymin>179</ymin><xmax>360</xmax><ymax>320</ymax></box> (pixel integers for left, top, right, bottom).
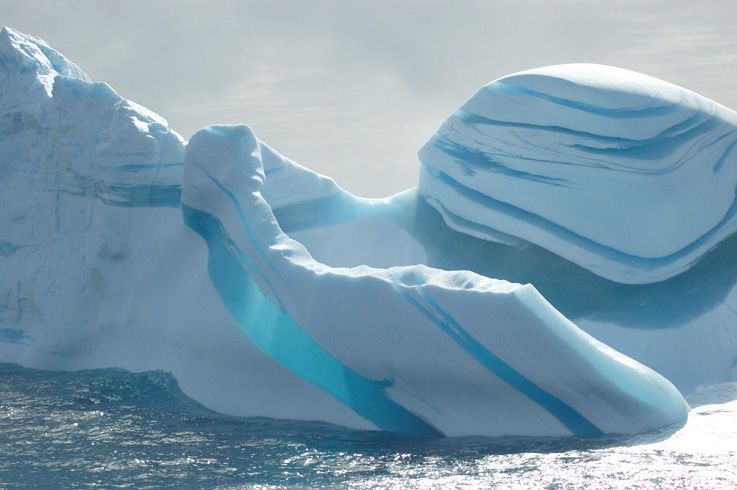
<box><xmin>0</xmin><ymin>25</ymin><xmax>89</xmax><ymax>95</ymax></box>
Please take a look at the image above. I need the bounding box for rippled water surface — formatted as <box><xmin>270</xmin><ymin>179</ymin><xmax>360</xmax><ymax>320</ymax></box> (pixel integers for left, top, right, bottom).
<box><xmin>0</xmin><ymin>363</ymin><xmax>735</xmax><ymax>489</ymax></box>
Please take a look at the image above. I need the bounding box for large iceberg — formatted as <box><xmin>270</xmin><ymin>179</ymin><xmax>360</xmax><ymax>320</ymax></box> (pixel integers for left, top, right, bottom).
<box><xmin>5</xmin><ymin>26</ymin><xmax>737</xmax><ymax>437</ymax></box>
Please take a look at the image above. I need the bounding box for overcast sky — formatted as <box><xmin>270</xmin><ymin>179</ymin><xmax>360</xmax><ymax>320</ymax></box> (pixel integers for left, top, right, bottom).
<box><xmin>3</xmin><ymin>0</ymin><xmax>737</xmax><ymax>196</ymax></box>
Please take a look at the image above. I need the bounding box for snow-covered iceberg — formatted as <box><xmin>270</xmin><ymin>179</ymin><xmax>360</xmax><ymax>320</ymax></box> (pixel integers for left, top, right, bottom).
<box><xmin>419</xmin><ymin>64</ymin><xmax>737</xmax><ymax>284</ymax></box>
<box><xmin>7</xmin><ymin>26</ymin><xmax>737</xmax><ymax>437</ymax></box>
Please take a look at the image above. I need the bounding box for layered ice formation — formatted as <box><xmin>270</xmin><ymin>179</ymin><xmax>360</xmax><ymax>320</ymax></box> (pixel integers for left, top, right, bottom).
<box><xmin>182</xmin><ymin>125</ymin><xmax>687</xmax><ymax>436</ymax></box>
<box><xmin>4</xmin><ymin>27</ymin><xmax>737</xmax><ymax>437</ymax></box>
<box><xmin>419</xmin><ymin>64</ymin><xmax>737</xmax><ymax>284</ymax></box>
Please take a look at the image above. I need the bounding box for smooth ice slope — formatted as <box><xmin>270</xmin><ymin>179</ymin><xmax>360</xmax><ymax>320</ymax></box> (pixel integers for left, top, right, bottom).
<box><xmin>182</xmin><ymin>124</ymin><xmax>688</xmax><ymax>437</ymax></box>
<box><xmin>419</xmin><ymin>64</ymin><xmax>737</xmax><ymax>284</ymax></box>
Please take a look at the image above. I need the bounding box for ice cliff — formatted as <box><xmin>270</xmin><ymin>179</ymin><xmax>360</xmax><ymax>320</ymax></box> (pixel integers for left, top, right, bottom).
<box><xmin>4</xmin><ymin>26</ymin><xmax>737</xmax><ymax>437</ymax></box>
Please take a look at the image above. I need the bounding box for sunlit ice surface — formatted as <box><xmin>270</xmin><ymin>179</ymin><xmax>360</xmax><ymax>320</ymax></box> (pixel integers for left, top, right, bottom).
<box><xmin>0</xmin><ymin>364</ymin><xmax>735</xmax><ymax>489</ymax></box>
<box><xmin>0</xmin><ymin>27</ymin><xmax>700</xmax><ymax>439</ymax></box>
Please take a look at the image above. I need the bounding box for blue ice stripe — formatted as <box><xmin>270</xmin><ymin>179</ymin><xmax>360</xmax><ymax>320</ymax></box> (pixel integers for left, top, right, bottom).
<box><xmin>454</xmin><ymin>108</ymin><xmax>718</xmax><ymax>162</ymax></box>
<box><xmin>493</xmin><ymin>81</ymin><xmax>677</xmax><ymax>118</ymax></box>
<box><xmin>60</xmin><ymin>184</ymin><xmax>182</xmax><ymax>208</ymax></box>
<box><xmin>396</xmin><ymin>282</ymin><xmax>602</xmax><ymax>437</ymax></box>
<box><xmin>0</xmin><ymin>328</ymin><xmax>30</xmax><ymax>344</ymax></box>
<box><xmin>0</xmin><ymin>241</ymin><xmax>23</xmax><ymax>256</ymax></box>
<box><xmin>432</xmin><ymin>135</ymin><xmax>570</xmax><ymax>185</ymax></box>
<box><xmin>712</xmin><ymin>132</ymin><xmax>737</xmax><ymax>173</ymax></box>
<box><xmin>422</xmin><ymin>165</ymin><xmax>737</xmax><ymax>270</ymax></box>
<box><xmin>272</xmin><ymin>193</ymin><xmax>360</xmax><ymax>233</ymax></box>
<box><xmin>98</xmin><ymin>162</ymin><xmax>184</xmax><ymax>173</ymax></box>
<box><xmin>202</xmin><ymin>173</ymin><xmax>279</xmax><ymax>275</ymax></box>
<box><xmin>182</xmin><ymin>205</ymin><xmax>441</xmax><ymax>437</ymax></box>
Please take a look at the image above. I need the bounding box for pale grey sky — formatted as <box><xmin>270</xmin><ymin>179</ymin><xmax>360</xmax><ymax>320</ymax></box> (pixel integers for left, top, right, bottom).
<box><xmin>3</xmin><ymin>0</ymin><xmax>737</xmax><ymax>196</ymax></box>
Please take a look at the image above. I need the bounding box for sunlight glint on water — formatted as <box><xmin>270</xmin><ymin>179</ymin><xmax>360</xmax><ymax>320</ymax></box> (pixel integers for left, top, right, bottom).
<box><xmin>0</xmin><ymin>364</ymin><xmax>735</xmax><ymax>488</ymax></box>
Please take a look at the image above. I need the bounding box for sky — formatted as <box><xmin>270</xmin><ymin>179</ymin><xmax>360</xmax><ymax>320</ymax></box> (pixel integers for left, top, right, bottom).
<box><xmin>3</xmin><ymin>0</ymin><xmax>737</xmax><ymax>196</ymax></box>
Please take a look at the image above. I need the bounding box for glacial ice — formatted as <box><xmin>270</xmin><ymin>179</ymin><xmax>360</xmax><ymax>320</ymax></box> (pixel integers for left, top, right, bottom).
<box><xmin>419</xmin><ymin>64</ymin><xmax>737</xmax><ymax>284</ymax></box>
<box><xmin>4</xmin><ymin>26</ymin><xmax>737</xmax><ymax>437</ymax></box>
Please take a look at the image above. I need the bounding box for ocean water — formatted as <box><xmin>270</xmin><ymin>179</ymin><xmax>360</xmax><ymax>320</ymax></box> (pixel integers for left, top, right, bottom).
<box><xmin>1</xmin><ymin>363</ymin><xmax>735</xmax><ymax>489</ymax></box>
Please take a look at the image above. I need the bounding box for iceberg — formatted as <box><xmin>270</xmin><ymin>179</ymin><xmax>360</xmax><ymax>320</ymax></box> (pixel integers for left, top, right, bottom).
<box><xmin>182</xmin><ymin>125</ymin><xmax>687</xmax><ymax>436</ymax></box>
<box><xmin>418</xmin><ymin>64</ymin><xmax>737</xmax><ymax>285</ymax></box>
<box><xmin>7</xmin><ymin>26</ymin><xmax>737</xmax><ymax>437</ymax></box>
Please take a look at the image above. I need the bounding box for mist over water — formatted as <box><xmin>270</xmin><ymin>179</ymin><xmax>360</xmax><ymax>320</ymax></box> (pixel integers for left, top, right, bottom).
<box><xmin>2</xmin><ymin>0</ymin><xmax>737</xmax><ymax>196</ymax></box>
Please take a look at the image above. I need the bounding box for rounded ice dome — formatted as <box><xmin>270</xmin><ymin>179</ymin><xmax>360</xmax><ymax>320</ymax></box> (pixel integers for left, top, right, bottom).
<box><xmin>418</xmin><ymin>63</ymin><xmax>737</xmax><ymax>284</ymax></box>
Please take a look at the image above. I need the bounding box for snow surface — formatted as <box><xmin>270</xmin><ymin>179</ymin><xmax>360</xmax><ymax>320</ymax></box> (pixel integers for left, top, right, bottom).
<box><xmin>4</xmin><ymin>26</ymin><xmax>737</xmax><ymax>437</ymax></box>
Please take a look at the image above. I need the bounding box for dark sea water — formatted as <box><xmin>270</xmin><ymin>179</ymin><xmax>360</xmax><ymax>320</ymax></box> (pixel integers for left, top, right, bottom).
<box><xmin>1</xmin><ymin>363</ymin><xmax>735</xmax><ymax>489</ymax></box>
